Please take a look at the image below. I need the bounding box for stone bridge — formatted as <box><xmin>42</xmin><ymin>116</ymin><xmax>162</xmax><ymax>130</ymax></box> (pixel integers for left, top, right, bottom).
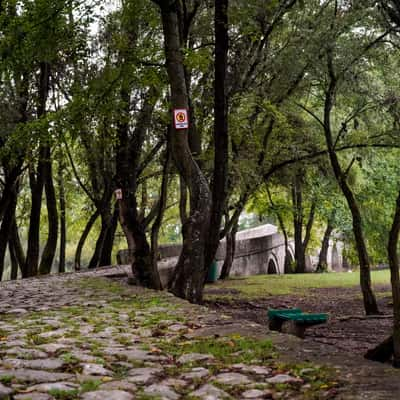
<box><xmin>117</xmin><ymin>224</ymin><xmax>342</xmax><ymax>282</ymax></box>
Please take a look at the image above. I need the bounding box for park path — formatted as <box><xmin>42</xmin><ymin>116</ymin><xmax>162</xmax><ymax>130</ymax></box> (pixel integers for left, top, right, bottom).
<box><xmin>0</xmin><ymin>266</ymin><xmax>398</xmax><ymax>399</ymax></box>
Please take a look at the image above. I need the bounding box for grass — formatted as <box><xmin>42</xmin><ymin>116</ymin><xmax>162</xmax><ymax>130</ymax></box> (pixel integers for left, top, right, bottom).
<box><xmin>159</xmin><ymin>335</ymin><xmax>276</xmax><ymax>365</ymax></box>
<box><xmin>48</xmin><ymin>389</ymin><xmax>79</xmax><ymax>400</ymax></box>
<box><xmin>205</xmin><ymin>269</ymin><xmax>391</xmax><ymax>299</ymax></box>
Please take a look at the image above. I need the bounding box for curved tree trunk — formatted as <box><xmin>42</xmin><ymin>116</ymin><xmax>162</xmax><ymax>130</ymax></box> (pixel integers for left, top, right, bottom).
<box><xmin>88</xmin><ymin>211</ymin><xmax>110</xmax><ymax>269</ymax></box>
<box><xmin>39</xmin><ymin>158</ymin><xmax>58</xmax><ymax>275</ymax></box>
<box><xmin>99</xmin><ymin>204</ymin><xmax>119</xmax><ymax>267</ymax></box>
<box><xmin>219</xmin><ymin>221</ymin><xmax>238</xmax><ymax>280</ymax></box>
<box><xmin>292</xmin><ymin>174</ymin><xmax>305</xmax><ymax>273</ymax></box>
<box><xmin>9</xmin><ymin>239</ymin><xmax>19</xmax><ymax>280</ymax></box>
<box><xmin>74</xmin><ymin>209</ymin><xmax>100</xmax><ymax>270</ymax></box>
<box><xmin>317</xmin><ymin>213</ymin><xmax>335</xmax><ymax>272</ymax></box>
<box><xmin>150</xmin><ymin>144</ymin><xmax>171</xmax><ymax>290</ymax></box>
<box><xmin>365</xmin><ymin>189</ymin><xmax>400</xmax><ymax>366</ymax></box>
<box><xmin>159</xmin><ymin>0</ymin><xmax>212</xmax><ymax>303</ymax></box>
<box><xmin>25</xmin><ymin>62</ymin><xmax>50</xmax><ymax>278</ymax></box>
<box><xmin>388</xmin><ymin>190</ymin><xmax>400</xmax><ymax>367</ymax></box>
<box><xmin>205</xmin><ymin>0</ymin><xmax>229</xmax><ymax>273</ymax></box>
<box><xmin>58</xmin><ymin>157</ymin><xmax>66</xmax><ymax>273</ymax></box>
<box><xmin>10</xmin><ymin>215</ymin><xmax>25</xmax><ymax>275</ymax></box>
<box><xmin>323</xmin><ymin>50</ymin><xmax>378</xmax><ymax>315</ymax></box>
<box><xmin>0</xmin><ymin>191</ymin><xmax>18</xmax><ymax>281</ymax></box>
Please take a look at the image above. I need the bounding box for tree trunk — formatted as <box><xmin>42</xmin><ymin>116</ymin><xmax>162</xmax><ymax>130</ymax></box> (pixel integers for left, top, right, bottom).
<box><xmin>292</xmin><ymin>174</ymin><xmax>306</xmax><ymax>273</ymax></box>
<box><xmin>115</xmin><ymin>84</ymin><xmax>161</xmax><ymax>289</ymax></box>
<box><xmin>388</xmin><ymin>189</ymin><xmax>400</xmax><ymax>366</ymax></box>
<box><xmin>58</xmin><ymin>157</ymin><xmax>66</xmax><ymax>273</ymax></box>
<box><xmin>150</xmin><ymin>144</ymin><xmax>171</xmax><ymax>290</ymax></box>
<box><xmin>24</xmin><ymin>165</ymin><xmax>45</xmax><ymax>277</ymax></box>
<box><xmin>9</xmin><ymin>239</ymin><xmax>19</xmax><ymax>281</ymax></box>
<box><xmin>266</xmin><ymin>186</ymin><xmax>292</xmax><ymax>273</ymax></box>
<box><xmin>10</xmin><ymin>216</ymin><xmax>25</xmax><ymax>276</ymax></box>
<box><xmin>219</xmin><ymin>220</ymin><xmax>238</xmax><ymax>280</ymax></box>
<box><xmin>0</xmin><ymin>191</ymin><xmax>18</xmax><ymax>281</ymax></box>
<box><xmin>74</xmin><ymin>209</ymin><xmax>100</xmax><ymax>270</ymax></box>
<box><xmin>99</xmin><ymin>204</ymin><xmax>119</xmax><ymax>267</ymax></box>
<box><xmin>205</xmin><ymin>0</ymin><xmax>229</xmax><ymax>272</ymax></box>
<box><xmin>24</xmin><ymin>61</ymin><xmax>50</xmax><ymax>278</ymax></box>
<box><xmin>159</xmin><ymin>0</ymin><xmax>211</xmax><ymax>303</ymax></box>
<box><xmin>39</xmin><ymin>151</ymin><xmax>58</xmax><ymax>275</ymax></box>
<box><xmin>88</xmin><ymin>210</ymin><xmax>110</xmax><ymax>269</ymax></box>
<box><xmin>323</xmin><ymin>51</ymin><xmax>378</xmax><ymax>315</ymax></box>
<box><xmin>317</xmin><ymin>213</ymin><xmax>335</xmax><ymax>272</ymax></box>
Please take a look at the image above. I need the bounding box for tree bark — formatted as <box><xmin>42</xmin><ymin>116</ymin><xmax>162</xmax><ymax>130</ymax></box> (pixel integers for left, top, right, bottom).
<box><xmin>99</xmin><ymin>204</ymin><xmax>119</xmax><ymax>267</ymax></box>
<box><xmin>317</xmin><ymin>213</ymin><xmax>335</xmax><ymax>272</ymax></box>
<box><xmin>388</xmin><ymin>189</ymin><xmax>400</xmax><ymax>366</ymax></box>
<box><xmin>58</xmin><ymin>158</ymin><xmax>66</xmax><ymax>273</ymax></box>
<box><xmin>74</xmin><ymin>209</ymin><xmax>100</xmax><ymax>270</ymax></box>
<box><xmin>115</xmin><ymin>84</ymin><xmax>161</xmax><ymax>289</ymax></box>
<box><xmin>266</xmin><ymin>186</ymin><xmax>293</xmax><ymax>273</ymax></box>
<box><xmin>0</xmin><ymin>190</ymin><xmax>18</xmax><ymax>281</ymax></box>
<box><xmin>24</xmin><ymin>61</ymin><xmax>50</xmax><ymax>277</ymax></box>
<box><xmin>205</xmin><ymin>0</ymin><xmax>230</xmax><ymax>274</ymax></box>
<box><xmin>39</xmin><ymin>151</ymin><xmax>59</xmax><ymax>275</ymax></box>
<box><xmin>9</xmin><ymin>239</ymin><xmax>19</xmax><ymax>280</ymax></box>
<box><xmin>219</xmin><ymin>218</ymin><xmax>238</xmax><ymax>280</ymax></box>
<box><xmin>150</xmin><ymin>143</ymin><xmax>171</xmax><ymax>290</ymax></box>
<box><xmin>324</xmin><ymin>49</ymin><xmax>378</xmax><ymax>315</ymax></box>
<box><xmin>292</xmin><ymin>173</ymin><xmax>306</xmax><ymax>273</ymax></box>
<box><xmin>158</xmin><ymin>0</ymin><xmax>211</xmax><ymax>303</ymax></box>
<box><xmin>88</xmin><ymin>210</ymin><xmax>110</xmax><ymax>269</ymax></box>
<box><xmin>10</xmin><ymin>216</ymin><xmax>25</xmax><ymax>276</ymax></box>
<box><xmin>24</xmin><ymin>160</ymin><xmax>45</xmax><ymax>277</ymax></box>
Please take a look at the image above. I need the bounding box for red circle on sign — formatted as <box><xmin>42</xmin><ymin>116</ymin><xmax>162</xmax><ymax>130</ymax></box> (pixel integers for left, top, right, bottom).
<box><xmin>176</xmin><ymin>112</ymin><xmax>186</xmax><ymax>122</ymax></box>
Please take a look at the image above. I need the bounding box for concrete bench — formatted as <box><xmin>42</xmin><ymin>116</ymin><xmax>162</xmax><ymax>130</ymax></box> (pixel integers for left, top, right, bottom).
<box><xmin>268</xmin><ymin>308</ymin><xmax>328</xmax><ymax>338</ymax></box>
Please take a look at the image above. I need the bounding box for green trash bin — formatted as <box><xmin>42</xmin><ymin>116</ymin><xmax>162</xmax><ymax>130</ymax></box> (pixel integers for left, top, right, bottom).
<box><xmin>206</xmin><ymin>260</ymin><xmax>218</xmax><ymax>283</ymax></box>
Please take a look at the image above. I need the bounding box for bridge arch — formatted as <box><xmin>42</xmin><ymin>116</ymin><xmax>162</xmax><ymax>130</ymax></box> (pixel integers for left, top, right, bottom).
<box><xmin>267</xmin><ymin>254</ymin><xmax>279</xmax><ymax>274</ymax></box>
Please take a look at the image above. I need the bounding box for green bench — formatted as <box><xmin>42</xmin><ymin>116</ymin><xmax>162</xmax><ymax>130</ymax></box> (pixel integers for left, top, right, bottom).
<box><xmin>268</xmin><ymin>308</ymin><xmax>328</xmax><ymax>338</ymax></box>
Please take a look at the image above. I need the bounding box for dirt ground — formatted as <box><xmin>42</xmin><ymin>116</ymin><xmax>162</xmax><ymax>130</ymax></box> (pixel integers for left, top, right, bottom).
<box><xmin>205</xmin><ymin>285</ymin><xmax>393</xmax><ymax>354</ymax></box>
<box><xmin>204</xmin><ymin>284</ymin><xmax>400</xmax><ymax>399</ymax></box>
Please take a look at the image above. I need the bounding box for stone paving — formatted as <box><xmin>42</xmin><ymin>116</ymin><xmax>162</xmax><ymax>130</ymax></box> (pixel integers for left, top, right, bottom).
<box><xmin>0</xmin><ymin>267</ymin><xmax>338</xmax><ymax>400</ymax></box>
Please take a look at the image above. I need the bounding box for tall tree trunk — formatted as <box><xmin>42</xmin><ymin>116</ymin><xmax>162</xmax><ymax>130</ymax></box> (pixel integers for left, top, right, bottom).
<box><xmin>365</xmin><ymin>189</ymin><xmax>400</xmax><ymax>365</ymax></box>
<box><xmin>0</xmin><ymin>190</ymin><xmax>18</xmax><ymax>281</ymax></box>
<box><xmin>88</xmin><ymin>210</ymin><xmax>110</xmax><ymax>269</ymax></box>
<box><xmin>10</xmin><ymin>215</ymin><xmax>25</xmax><ymax>276</ymax></box>
<box><xmin>58</xmin><ymin>158</ymin><xmax>66</xmax><ymax>273</ymax></box>
<box><xmin>159</xmin><ymin>0</ymin><xmax>211</xmax><ymax>303</ymax></box>
<box><xmin>303</xmin><ymin>199</ymin><xmax>316</xmax><ymax>251</ymax></box>
<box><xmin>388</xmin><ymin>190</ymin><xmax>400</xmax><ymax>367</ymax></box>
<box><xmin>99</xmin><ymin>204</ymin><xmax>119</xmax><ymax>267</ymax></box>
<box><xmin>24</xmin><ymin>61</ymin><xmax>50</xmax><ymax>277</ymax></box>
<box><xmin>9</xmin><ymin>239</ymin><xmax>19</xmax><ymax>281</ymax></box>
<box><xmin>324</xmin><ymin>50</ymin><xmax>378</xmax><ymax>315</ymax></box>
<box><xmin>150</xmin><ymin>144</ymin><xmax>171</xmax><ymax>290</ymax></box>
<box><xmin>88</xmin><ymin>203</ymin><xmax>117</xmax><ymax>269</ymax></box>
<box><xmin>115</xmin><ymin>84</ymin><xmax>161</xmax><ymax>289</ymax></box>
<box><xmin>74</xmin><ymin>209</ymin><xmax>100</xmax><ymax>270</ymax></box>
<box><xmin>24</xmin><ymin>164</ymin><xmax>45</xmax><ymax>277</ymax></box>
<box><xmin>39</xmin><ymin>152</ymin><xmax>58</xmax><ymax>275</ymax></box>
<box><xmin>317</xmin><ymin>212</ymin><xmax>335</xmax><ymax>272</ymax></box>
<box><xmin>219</xmin><ymin>218</ymin><xmax>238</xmax><ymax>280</ymax></box>
<box><xmin>266</xmin><ymin>186</ymin><xmax>292</xmax><ymax>273</ymax></box>
<box><xmin>292</xmin><ymin>174</ymin><xmax>306</xmax><ymax>273</ymax></box>
<box><xmin>205</xmin><ymin>0</ymin><xmax>229</xmax><ymax>273</ymax></box>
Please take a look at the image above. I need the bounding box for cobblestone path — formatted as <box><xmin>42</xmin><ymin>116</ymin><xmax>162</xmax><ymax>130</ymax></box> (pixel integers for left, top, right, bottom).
<box><xmin>0</xmin><ymin>267</ymin><xmax>345</xmax><ymax>399</ymax></box>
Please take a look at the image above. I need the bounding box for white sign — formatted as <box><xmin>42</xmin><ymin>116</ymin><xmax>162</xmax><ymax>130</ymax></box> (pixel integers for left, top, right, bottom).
<box><xmin>115</xmin><ymin>188</ymin><xmax>123</xmax><ymax>200</ymax></box>
<box><xmin>173</xmin><ymin>108</ymin><xmax>189</xmax><ymax>130</ymax></box>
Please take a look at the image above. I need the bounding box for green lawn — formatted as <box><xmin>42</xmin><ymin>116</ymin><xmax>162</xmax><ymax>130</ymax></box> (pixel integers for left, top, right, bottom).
<box><xmin>205</xmin><ymin>269</ymin><xmax>391</xmax><ymax>299</ymax></box>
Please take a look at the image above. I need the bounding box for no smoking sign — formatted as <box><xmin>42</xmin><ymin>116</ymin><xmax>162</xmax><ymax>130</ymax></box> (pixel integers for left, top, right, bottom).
<box><xmin>173</xmin><ymin>109</ymin><xmax>189</xmax><ymax>130</ymax></box>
